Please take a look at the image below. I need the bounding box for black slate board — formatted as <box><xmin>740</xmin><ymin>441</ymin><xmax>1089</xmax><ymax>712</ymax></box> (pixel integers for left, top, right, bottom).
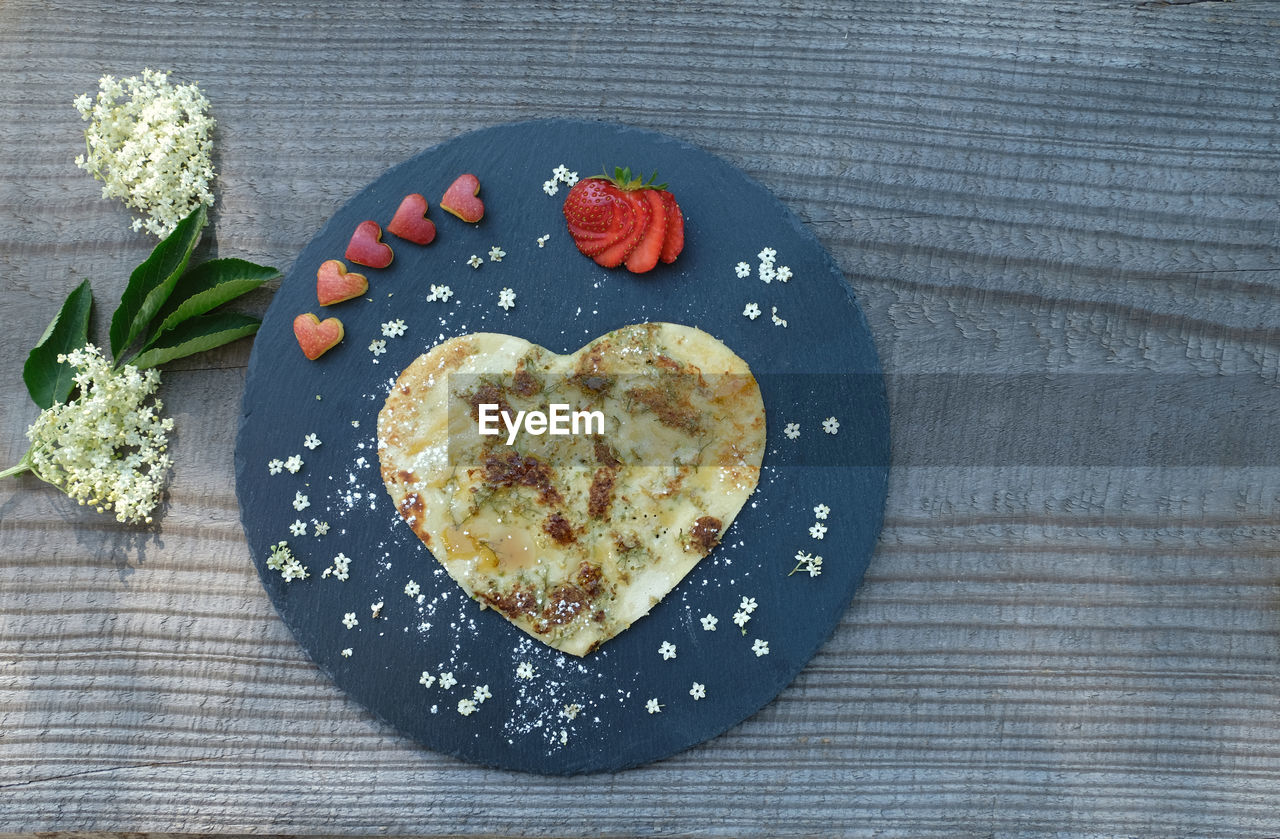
<box><xmin>234</xmin><ymin>119</ymin><xmax>889</xmax><ymax>774</ymax></box>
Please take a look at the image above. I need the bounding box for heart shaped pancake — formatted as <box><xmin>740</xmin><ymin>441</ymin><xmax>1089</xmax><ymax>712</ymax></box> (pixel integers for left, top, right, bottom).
<box><xmin>377</xmin><ymin>322</ymin><xmax>765</xmax><ymax>656</ymax></box>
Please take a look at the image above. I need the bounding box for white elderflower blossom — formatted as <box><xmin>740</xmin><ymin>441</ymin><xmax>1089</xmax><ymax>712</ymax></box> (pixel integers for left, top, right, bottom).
<box><xmin>15</xmin><ymin>345</ymin><xmax>174</xmax><ymax>524</ymax></box>
<box><xmin>73</xmin><ymin>69</ymin><xmax>215</xmax><ymax>237</ymax></box>
<box><xmin>265</xmin><ymin>541</ymin><xmax>308</xmax><ymax>581</ymax></box>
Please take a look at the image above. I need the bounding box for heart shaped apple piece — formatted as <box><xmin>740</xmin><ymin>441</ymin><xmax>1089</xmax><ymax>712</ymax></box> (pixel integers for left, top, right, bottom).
<box><xmin>440</xmin><ymin>173</ymin><xmax>484</xmax><ymax>223</ymax></box>
<box><xmin>316</xmin><ymin>259</ymin><xmax>368</xmax><ymax>306</ymax></box>
<box><xmin>386</xmin><ymin>193</ymin><xmax>437</xmax><ymax>245</ymax></box>
<box><xmin>293</xmin><ymin>312</ymin><xmax>344</xmax><ymax>360</ymax></box>
<box><xmin>377</xmin><ymin>322</ymin><xmax>765</xmax><ymax>656</ymax></box>
<box><xmin>345</xmin><ymin>220</ymin><xmax>394</xmax><ymax>268</ymax></box>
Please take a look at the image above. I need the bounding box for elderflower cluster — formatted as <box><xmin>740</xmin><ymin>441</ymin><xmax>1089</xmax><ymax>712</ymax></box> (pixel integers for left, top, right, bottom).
<box><xmin>24</xmin><ymin>345</ymin><xmax>174</xmax><ymax>524</ymax></box>
<box><xmin>73</xmin><ymin>68</ymin><xmax>216</xmax><ymax>237</ymax></box>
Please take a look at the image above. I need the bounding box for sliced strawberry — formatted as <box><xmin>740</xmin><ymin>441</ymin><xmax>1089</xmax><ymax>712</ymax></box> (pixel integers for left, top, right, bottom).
<box><xmin>658</xmin><ymin>190</ymin><xmax>684</xmax><ymax>264</ymax></box>
<box><xmin>594</xmin><ymin>190</ymin><xmax>651</xmax><ymax>268</ymax></box>
<box><xmin>624</xmin><ymin>188</ymin><xmax>667</xmax><ymax>273</ymax></box>
<box><xmin>564</xmin><ymin>179</ymin><xmax>631</xmax><ymax>257</ymax></box>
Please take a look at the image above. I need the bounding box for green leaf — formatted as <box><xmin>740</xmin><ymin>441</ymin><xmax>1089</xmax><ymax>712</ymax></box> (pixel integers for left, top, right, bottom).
<box><xmin>128</xmin><ymin>312</ymin><xmax>261</xmax><ymax>370</ymax></box>
<box><xmin>22</xmin><ymin>279</ymin><xmax>94</xmax><ymax>409</ymax></box>
<box><xmin>109</xmin><ymin>203</ymin><xmax>207</xmax><ymax>361</ymax></box>
<box><xmin>147</xmin><ymin>258</ymin><xmax>279</xmax><ymax>340</ymax></box>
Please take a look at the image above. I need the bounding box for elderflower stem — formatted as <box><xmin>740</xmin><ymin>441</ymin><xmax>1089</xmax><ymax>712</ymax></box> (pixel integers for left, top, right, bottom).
<box><xmin>0</xmin><ymin>448</ymin><xmax>34</xmax><ymax>480</ymax></box>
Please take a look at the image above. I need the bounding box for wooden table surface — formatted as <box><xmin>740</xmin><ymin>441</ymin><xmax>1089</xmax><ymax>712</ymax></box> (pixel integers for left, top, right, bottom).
<box><xmin>2</xmin><ymin>1</ymin><xmax>1278</xmax><ymax>835</ymax></box>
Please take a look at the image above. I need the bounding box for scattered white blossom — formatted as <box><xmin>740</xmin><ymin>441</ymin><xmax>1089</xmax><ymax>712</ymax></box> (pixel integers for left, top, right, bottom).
<box><xmin>322</xmin><ymin>552</ymin><xmax>351</xmax><ymax>581</ymax></box>
<box><xmin>313</xmin><ymin>521</ymin><xmax>329</xmax><ymax>536</ymax></box>
<box><xmin>467</xmin><ymin>255</ymin><xmax>483</xmax><ymax>268</ymax></box>
<box><xmin>291</xmin><ymin>491</ymin><xmax>309</xmax><ymax>512</ymax></box>
<box><xmin>516</xmin><ymin>661</ymin><xmax>535</xmax><ymax>680</ymax></box>
<box><xmin>473</xmin><ymin>684</ymin><xmax>491</xmax><ymax>703</ymax></box>
<box><xmin>734</xmin><ymin>261</ymin><xmax>751</xmax><ymax>278</ymax></box>
<box><xmin>809</xmin><ymin>522</ymin><xmax>828</xmax><ymax>540</ymax></box>
<box><xmin>419</xmin><ymin>671</ymin><xmax>436</xmax><ymax>687</ymax></box>
<box><xmin>542</xmin><ymin>180</ymin><xmax>559</xmax><ymax>196</ymax></box>
<box><xmin>73</xmin><ymin>69</ymin><xmax>215</xmax><ymax>237</ymax></box>
<box><xmin>658</xmin><ymin>641</ymin><xmax>677</xmax><ymax>660</ymax></box>
<box><xmin>341</xmin><ymin>648</ymin><xmax>353</xmax><ymax>658</ymax></box>
<box><xmin>733</xmin><ymin>610</ymin><xmax>751</xmax><ymax>630</ymax></box>
<box><xmin>303</xmin><ymin>433</ymin><xmax>321</xmax><ymax>450</ymax></box>
<box><xmin>646</xmin><ymin>698</ymin><xmax>663</xmax><ymax>714</ymax></box>
<box><xmin>267</xmin><ymin>459</ymin><xmax>283</xmax><ymax>475</ymax></box>
<box><xmin>404</xmin><ymin>580</ymin><xmax>420</xmax><ymax>597</ymax></box>
<box><xmin>742</xmin><ymin>302</ymin><xmax>761</xmax><ymax>320</ymax></box>
<box><xmin>427</xmin><ymin>284</ymin><xmax>453</xmax><ymax>302</ymax></box>
<box><xmin>265</xmin><ymin>541</ymin><xmax>308</xmax><ymax>581</ymax></box>
<box><xmin>690</xmin><ymin>682</ymin><xmax>706</xmax><ymax>700</ymax></box>
<box><xmin>370</xmin><ymin>600</ymin><xmax>384</xmax><ymax>619</ymax></box>
<box><xmin>551</xmin><ymin>164</ymin><xmax>571</xmax><ymax>181</ymax></box>
<box><xmin>497</xmin><ymin>288</ymin><xmax>516</xmax><ymax>310</ymax></box>
<box><xmin>381</xmin><ymin>319</ymin><xmax>407</xmax><ymax>338</ymax></box>
<box><xmin>771</xmin><ymin>306</ymin><xmax>788</xmax><ymax>328</ymax></box>
<box><xmin>537</xmin><ymin>234</ymin><xmax>550</xmax><ymax>248</ymax></box>
<box><xmin>369</xmin><ymin>339</ymin><xmax>386</xmax><ymax>356</ymax></box>
<box><xmin>759</xmin><ymin>263</ymin><xmax>776</xmax><ymax>284</ymax></box>
<box><xmin>739</xmin><ymin>596</ymin><xmax>758</xmax><ymax>614</ymax></box>
<box><xmin>823</xmin><ymin>416</ymin><xmax>840</xmax><ymax>434</ymax></box>
<box><xmin>438</xmin><ymin>671</ymin><xmax>457</xmax><ymax>690</ymax></box>
<box><xmin>457</xmin><ymin>698</ymin><xmax>477</xmax><ymax>716</ymax></box>
<box><xmin>341</xmin><ymin>612</ymin><xmax>358</xmax><ymax>629</ymax></box>
<box><xmin>758</xmin><ymin>247</ymin><xmax>777</xmax><ymax>263</ymax></box>
<box><xmin>284</xmin><ymin>454</ymin><xmax>303</xmax><ymax>473</ymax></box>
<box><xmin>289</xmin><ymin>519</ymin><xmax>307</xmax><ymax>536</ymax></box>
<box><xmin>562</xmin><ymin>703</ymin><xmax>582</xmax><ymax>720</ymax></box>
<box><xmin>814</xmin><ymin>503</ymin><xmax>830</xmax><ymax>520</ymax></box>
<box><xmin>752</xmin><ymin>639</ymin><xmax>770</xmax><ymax>657</ymax></box>
<box><xmin>18</xmin><ymin>345</ymin><xmax>174</xmax><ymax>524</ymax></box>
<box><xmin>790</xmin><ymin>550</ymin><xmax>823</xmax><ymax>577</ymax></box>
<box><xmin>488</xmin><ymin>246</ymin><xmax>506</xmax><ymax>262</ymax></box>
<box><xmin>775</xmin><ymin>265</ymin><xmax>793</xmax><ymax>283</ymax></box>
<box><xmin>783</xmin><ymin>423</ymin><xmax>801</xmax><ymax>440</ymax></box>
<box><xmin>563</xmin><ymin>171</ymin><xmax>580</xmax><ymax>186</ymax></box>
<box><xmin>700</xmin><ymin>614</ymin><xmax>718</xmax><ymax>631</ymax></box>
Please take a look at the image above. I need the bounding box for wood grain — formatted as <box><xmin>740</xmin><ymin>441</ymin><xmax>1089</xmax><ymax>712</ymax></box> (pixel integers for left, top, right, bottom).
<box><xmin>1</xmin><ymin>0</ymin><xmax>1278</xmax><ymax>835</ymax></box>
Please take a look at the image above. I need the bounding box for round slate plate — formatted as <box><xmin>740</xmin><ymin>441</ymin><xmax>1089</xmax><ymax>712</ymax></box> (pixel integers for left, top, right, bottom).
<box><xmin>235</xmin><ymin>119</ymin><xmax>889</xmax><ymax>774</ymax></box>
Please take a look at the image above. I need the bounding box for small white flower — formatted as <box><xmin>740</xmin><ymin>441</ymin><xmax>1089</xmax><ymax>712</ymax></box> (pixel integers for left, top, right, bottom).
<box><xmin>551</xmin><ymin>164</ymin><xmax>571</xmax><ymax>181</ymax></box>
<box><xmin>438</xmin><ymin>671</ymin><xmax>457</xmax><ymax>690</ymax></box>
<box><xmin>341</xmin><ymin>648</ymin><xmax>353</xmax><ymax>658</ymax></box>
<box><xmin>758</xmin><ymin>246</ymin><xmax>777</xmax><ymax>263</ymax></box>
<box><xmin>267</xmin><ymin>459</ymin><xmax>284</xmax><ymax>475</ymax></box>
<box><xmin>313</xmin><ymin>521</ymin><xmax>329</xmax><ymax>536</ymax></box>
<box><xmin>516</xmin><ymin>661</ymin><xmax>535</xmax><ymax>680</ymax></box>
<box><xmin>759</xmin><ymin>264</ymin><xmax>776</xmax><ymax>284</ymax></box>
<box><xmin>734</xmin><ymin>261</ymin><xmax>751</xmax><ymax>278</ymax></box>
<box><xmin>775</xmin><ymin>265</ymin><xmax>793</xmax><ymax>283</ymax></box>
<box><xmin>381</xmin><ymin>319</ymin><xmax>407</xmax><ymax>338</ymax></box>
<box><xmin>427</xmin><ymin>284</ymin><xmax>453</xmax><ymax>302</ymax></box>
<box><xmin>404</xmin><ymin>580</ymin><xmax>420</xmax><ymax>597</ymax></box>
<box><xmin>814</xmin><ymin>503</ymin><xmax>830</xmax><ymax>520</ymax></box>
<box><xmin>497</xmin><ymin>287</ymin><xmax>516</xmax><ymax>310</ymax></box>
<box><xmin>690</xmin><ymin>682</ymin><xmax>706</xmax><ymax>700</ymax></box>
<box><xmin>700</xmin><ymin>614</ymin><xmax>718</xmax><ymax>631</ymax></box>
<box><xmin>419</xmin><ymin>671</ymin><xmax>436</xmax><ymax>687</ymax></box>
<box><xmin>342</xmin><ymin>612</ymin><xmax>358</xmax><ymax>629</ymax></box>
<box><xmin>752</xmin><ymin>639</ymin><xmax>770</xmax><ymax>657</ymax></box>
<box><xmin>303</xmin><ymin>433</ymin><xmax>321</xmax><ymax>450</ymax></box>
<box><xmin>467</xmin><ymin>255</ymin><xmax>483</xmax><ymax>268</ymax></box>
<box><xmin>457</xmin><ymin>698</ymin><xmax>477</xmax><ymax>716</ymax></box>
<box><xmin>658</xmin><ymin>641</ymin><xmax>677</xmax><ymax>660</ymax></box>
<box><xmin>369</xmin><ymin>339</ymin><xmax>387</xmax><ymax>356</ymax></box>
<box><xmin>809</xmin><ymin>522</ymin><xmax>828</xmax><ymax>540</ymax></box>
<box><xmin>823</xmin><ymin>416</ymin><xmax>840</xmax><ymax>434</ymax></box>
<box><xmin>473</xmin><ymin>684</ymin><xmax>491</xmax><ymax>703</ymax></box>
<box><xmin>542</xmin><ymin>180</ymin><xmax>559</xmax><ymax>196</ymax></box>
<box><xmin>292</xmin><ymin>491</ymin><xmax>310</xmax><ymax>511</ymax></box>
<box><xmin>289</xmin><ymin>519</ymin><xmax>307</xmax><ymax>536</ymax></box>
<box><xmin>284</xmin><ymin>454</ymin><xmax>303</xmax><ymax>473</ymax></box>
<box><xmin>771</xmin><ymin>306</ymin><xmax>788</xmax><ymax>328</ymax></box>
<box><xmin>564</xmin><ymin>171</ymin><xmax>580</xmax><ymax>186</ymax></box>
<box><xmin>739</xmin><ymin>596</ymin><xmax>758</xmax><ymax>614</ymax></box>
<box><xmin>488</xmin><ymin>246</ymin><xmax>506</xmax><ymax>262</ymax></box>
<box><xmin>742</xmin><ymin>302</ymin><xmax>761</xmax><ymax>320</ymax></box>
<box><xmin>645</xmin><ymin>698</ymin><xmax>663</xmax><ymax>714</ymax></box>
<box><xmin>537</xmin><ymin>234</ymin><xmax>550</xmax><ymax>247</ymax></box>
<box><xmin>562</xmin><ymin>703</ymin><xmax>582</xmax><ymax>720</ymax></box>
<box><xmin>329</xmin><ymin>552</ymin><xmax>351</xmax><ymax>581</ymax></box>
<box><xmin>789</xmin><ymin>551</ymin><xmax>824</xmax><ymax>578</ymax></box>
<box><xmin>266</xmin><ymin>541</ymin><xmax>308</xmax><ymax>581</ymax></box>
<box><xmin>733</xmin><ymin>610</ymin><xmax>751</xmax><ymax>629</ymax></box>
<box><xmin>370</xmin><ymin>600</ymin><xmax>384</xmax><ymax>619</ymax></box>
<box><xmin>783</xmin><ymin>422</ymin><xmax>801</xmax><ymax>440</ymax></box>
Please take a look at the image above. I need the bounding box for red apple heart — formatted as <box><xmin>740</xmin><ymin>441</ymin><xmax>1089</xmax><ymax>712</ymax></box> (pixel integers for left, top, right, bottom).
<box><xmin>293</xmin><ymin>312</ymin><xmax>344</xmax><ymax>360</ymax></box>
<box><xmin>316</xmin><ymin>259</ymin><xmax>369</xmax><ymax>306</ymax></box>
<box><xmin>345</xmin><ymin>220</ymin><xmax>394</xmax><ymax>268</ymax></box>
<box><xmin>386</xmin><ymin>193</ymin><xmax>437</xmax><ymax>245</ymax></box>
<box><xmin>440</xmin><ymin>173</ymin><xmax>484</xmax><ymax>223</ymax></box>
